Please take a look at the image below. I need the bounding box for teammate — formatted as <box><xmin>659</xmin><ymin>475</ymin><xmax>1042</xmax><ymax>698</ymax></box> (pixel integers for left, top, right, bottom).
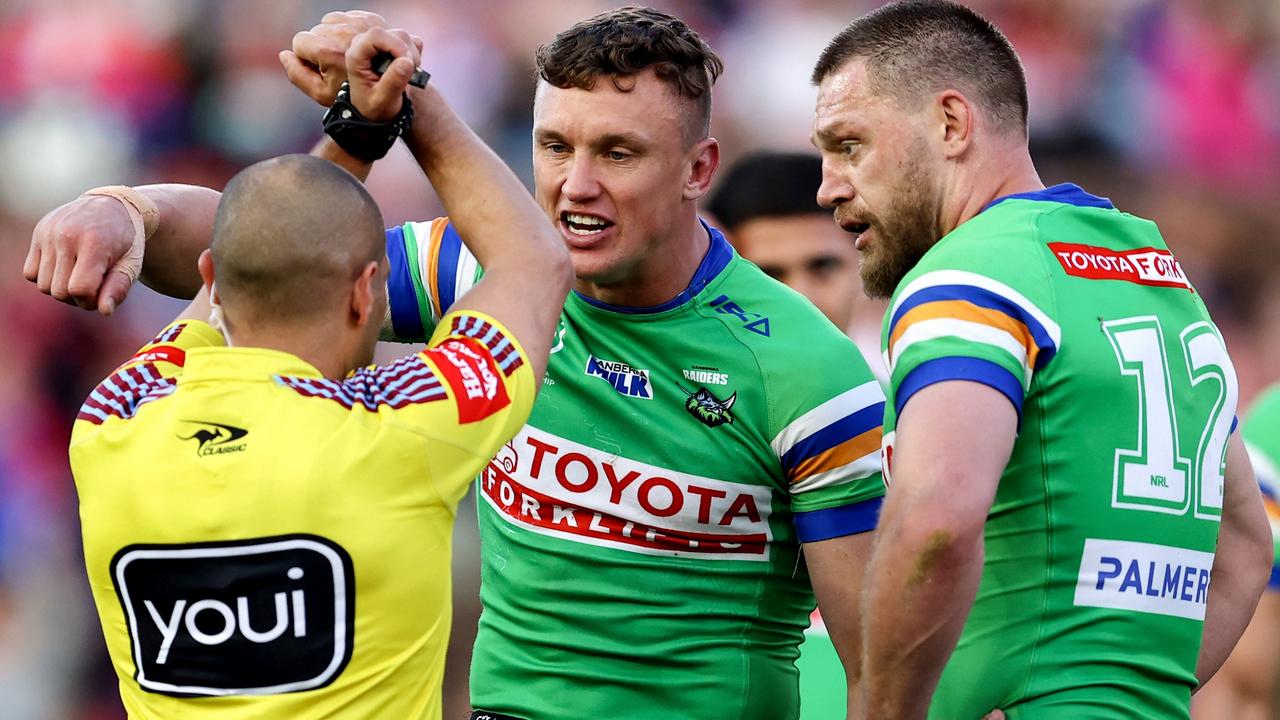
<box><xmin>29</xmin><ymin>9</ymin><xmax>885</xmax><ymax>720</ymax></box>
<box><xmin>1193</xmin><ymin>384</ymin><xmax>1280</xmax><ymax>720</ymax></box>
<box><xmin>64</xmin><ymin>29</ymin><xmax>570</xmax><ymax>719</ymax></box>
<box><xmin>708</xmin><ymin>150</ymin><xmax>887</xmax><ymax>382</ymax></box>
<box><xmin>809</xmin><ymin>1</ymin><xmax>1272</xmax><ymax>718</ymax></box>
<box><xmin>708</xmin><ymin>151</ymin><xmax>886</xmax><ymax>720</ymax></box>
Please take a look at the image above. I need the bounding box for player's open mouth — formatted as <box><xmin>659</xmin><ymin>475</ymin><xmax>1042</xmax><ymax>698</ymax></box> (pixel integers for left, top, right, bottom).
<box><xmin>561</xmin><ymin>212</ymin><xmax>615</xmax><ymax>237</ymax></box>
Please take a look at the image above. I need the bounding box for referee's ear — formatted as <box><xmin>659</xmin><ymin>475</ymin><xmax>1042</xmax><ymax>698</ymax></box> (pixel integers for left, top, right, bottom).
<box><xmin>350</xmin><ymin>259</ymin><xmax>381</xmax><ymax>330</ymax></box>
<box><xmin>197</xmin><ymin>249</ymin><xmax>217</xmax><ymax>301</ymax></box>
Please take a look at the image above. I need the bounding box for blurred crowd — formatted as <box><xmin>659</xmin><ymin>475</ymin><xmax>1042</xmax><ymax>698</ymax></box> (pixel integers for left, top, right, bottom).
<box><xmin>0</xmin><ymin>1</ymin><xmax>1277</xmax><ymax>717</ymax></box>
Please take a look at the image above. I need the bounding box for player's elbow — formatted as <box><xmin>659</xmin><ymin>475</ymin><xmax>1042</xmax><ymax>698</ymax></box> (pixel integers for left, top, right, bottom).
<box><xmin>881</xmin><ymin>498</ymin><xmax>987</xmax><ymax>580</ymax></box>
<box><xmin>541</xmin><ymin>238</ymin><xmax>574</xmax><ymax>296</ymax></box>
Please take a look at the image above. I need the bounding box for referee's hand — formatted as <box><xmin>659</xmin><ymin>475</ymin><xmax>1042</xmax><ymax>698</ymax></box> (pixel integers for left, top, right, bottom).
<box><xmin>25</xmin><ymin>196</ymin><xmax>140</xmax><ymax>316</ymax></box>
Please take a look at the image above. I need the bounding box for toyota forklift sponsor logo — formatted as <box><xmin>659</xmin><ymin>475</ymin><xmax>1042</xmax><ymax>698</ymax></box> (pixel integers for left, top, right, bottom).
<box><xmin>1048</xmin><ymin>243</ymin><xmax>1193</xmax><ymax>291</ymax></box>
<box><xmin>112</xmin><ymin>535</ymin><xmax>354</xmax><ymax>696</ymax></box>
<box><xmin>482</xmin><ymin>427</ymin><xmax>773</xmax><ymax>560</ymax></box>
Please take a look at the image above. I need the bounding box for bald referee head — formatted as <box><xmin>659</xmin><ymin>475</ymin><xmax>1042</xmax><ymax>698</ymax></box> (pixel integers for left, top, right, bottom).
<box><xmin>196</xmin><ymin>154</ymin><xmax>389</xmax><ymax>376</ymax></box>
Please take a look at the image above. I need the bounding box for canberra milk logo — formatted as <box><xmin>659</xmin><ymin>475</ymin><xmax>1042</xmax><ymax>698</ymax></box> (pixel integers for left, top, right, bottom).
<box><xmin>1074</xmin><ymin>538</ymin><xmax>1214</xmax><ymax>620</ymax></box>
<box><xmin>179</xmin><ymin>421</ymin><xmax>248</xmax><ymax>457</ymax></box>
<box><xmin>111</xmin><ymin>535</ymin><xmax>354</xmax><ymax>696</ymax></box>
<box><xmin>585</xmin><ymin>354</ymin><xmax>652</xmax><ymax>399</ymax></box>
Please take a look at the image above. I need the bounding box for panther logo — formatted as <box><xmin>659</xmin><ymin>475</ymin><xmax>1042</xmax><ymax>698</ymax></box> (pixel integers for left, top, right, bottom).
<box><xmin>680</xmin><ymin>386</ymin><xmax>737</xmax><ymax>428</ymax></box>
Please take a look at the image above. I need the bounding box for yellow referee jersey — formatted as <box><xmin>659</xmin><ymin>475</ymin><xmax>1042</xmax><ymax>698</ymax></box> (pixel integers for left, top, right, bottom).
<box><xmin>70</xmin><ymin>309</ymin><xmax>533</xmax><ymax>719</ymax></box>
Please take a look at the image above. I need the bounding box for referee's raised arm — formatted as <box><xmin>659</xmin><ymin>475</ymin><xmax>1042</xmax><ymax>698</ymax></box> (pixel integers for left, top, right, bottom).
<box><xmin>345</xmin><ymin>28</ymin><xmax>572</xmax><ymax>382</ymax></box>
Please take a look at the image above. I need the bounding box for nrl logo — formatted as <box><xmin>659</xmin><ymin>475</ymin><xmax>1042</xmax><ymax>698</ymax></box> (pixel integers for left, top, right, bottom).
<box><xmin>680</xmin><ymin>386</ymin><xmax>737</xmax><ymax>428</ymax></box>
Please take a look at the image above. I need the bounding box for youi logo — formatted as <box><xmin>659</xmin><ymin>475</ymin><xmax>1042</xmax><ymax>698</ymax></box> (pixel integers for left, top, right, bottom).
<box><xmin>112</xmin><ymin>535</ymin><xmax>354</xmax><ymax>696</ymax></box>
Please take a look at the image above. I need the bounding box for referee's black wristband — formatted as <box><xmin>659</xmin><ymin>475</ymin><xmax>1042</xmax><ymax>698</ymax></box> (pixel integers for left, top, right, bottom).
<box><xmin>322</xmin><ymin>83</ymin><xmax>415</xmax><ymax>163</ymax></box>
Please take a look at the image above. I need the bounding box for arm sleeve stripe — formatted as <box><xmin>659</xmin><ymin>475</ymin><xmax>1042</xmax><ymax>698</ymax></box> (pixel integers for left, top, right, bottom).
<box><xmin>789</xmin><ymin>427</ymin><xmax>881</xmax><ymax>483</ymax></box>
<box><xmin>890</xmin><ymin>271</ymin><xmax>1060</xmax><ymax>357</ymax></box>
<box><xmin>890</xmin><ymin>318</ymin><xmax>1032</xmax><ymax>389</ymax></box>
<box><xmin>781</xmin><ymin>402</ymin><xmax>885</xmax><ymax>471</ymax></box>
<box><xmin>890</xmin><ymin>284</ymin><xmax>1058</xmax><ymax>369</ymax></box>
<box><xmin>385</xmin><ymin>226</ymin><xmax>425</xmax><ymax>341</ymax></box>
<box><xmin>791</xmin><ymin>452</ymin><xmax>882</xmax><ymax>494</ymax></box>
<box><xmin>437</xmin><ymin>222</ymin><xmax>463</xmax><ymax>313</ymax></box>
<box><xmin>890</xmin><ymin>301</ymin><xmax>1043</xmax><ymax>371</ymax></box>
<box><xmin>402</xmin><ymin>222</ymin><xmax>438</xmax><ymax>335</ymax></box>
<box><xmin>795</xmin><ymin>496</ymin><xmax>883</xmax><ymax>542</ymax></box>
<box><xmin>771</xmin><ymin>380</ymin><xmax>885</xmax><ymax>458</ymax></box>
<box><xmin>1267</xmin><ymin>564</ymin><xmax>1280</xmax><ymax>592</ymax></box>
<box><xmin>896</xmin><ymin>356</ymin><xmax>1024</xmax><ymax>421</ymax></box>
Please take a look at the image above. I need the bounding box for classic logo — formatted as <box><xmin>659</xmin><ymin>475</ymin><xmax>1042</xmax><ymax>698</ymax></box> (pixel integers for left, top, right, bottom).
<box><xmin>1048</xmin><ymin>243</ymin><xmax>1194</xmax><ymax>291</ymax></box>
<box><xmin>681</xmin><ymin>365</ymin><xmax>729</xmax><ymax>386</ymax></box>
<box><xmin>1074</xmin><ymin>538</ymin><xmax>1213</xmax><ymax>620</ymax></box>
<box><xmin>483</xmin><ymin>428</ymin><xmax>773</xmax><ymax>560</ymax></box>
<box><xmin>584</xmin><ymin>355</ymin><xmax>653</xmax><ymax>400</ymax></box>
<box><xmin>111</xmin><ymin>535</ymin><xmax>354</xmax><ymax>696</ymax></box>
<box><xmin>179</xmin><ymin>421</ymin><xmax>248</xmax><ymax>457</ymax></box>
<box><xmin>681</xmin><ymin>386</ymin><xmax>737</xmax><ymax>428</ymax></box>
<box><xmin>709</xmin><ymin>294</ymin><xmax>771</xmax><ymax>336</ymax></box>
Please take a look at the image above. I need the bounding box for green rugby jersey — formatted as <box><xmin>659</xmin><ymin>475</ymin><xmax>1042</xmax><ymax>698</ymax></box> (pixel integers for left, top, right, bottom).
<box><xmin>880</xmin><ymin>184</ymin><xmax>1238</xmax><ymax>719</ymax></box>
<box><xmin>1242</xmin><ymin>385</ymin><xmax>1280</xmax><ymax>587</ymax></box>
<box><xmin>383</xmin><ymin>219</ymin><xmax>885</xmax><ymax>719</ymax></box>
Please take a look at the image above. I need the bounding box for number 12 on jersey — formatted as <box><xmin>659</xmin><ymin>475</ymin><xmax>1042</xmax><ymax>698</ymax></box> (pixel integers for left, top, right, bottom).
<box><xmin>1103</xmin><ymin>317</ymin><xmax>1237</xmax><ymax>521</ymax></box>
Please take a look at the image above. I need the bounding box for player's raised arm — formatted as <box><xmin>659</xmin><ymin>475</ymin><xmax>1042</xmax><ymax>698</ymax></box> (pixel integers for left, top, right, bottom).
<box><xmin>343</xmin><ymin>28</ymin><xmax>571</xmax><ymax>379</ymax></box>
<box><xmin>1196</xmin><ymin>435</ymin><xmax>1271</xmax><ymax>687</ymax></box>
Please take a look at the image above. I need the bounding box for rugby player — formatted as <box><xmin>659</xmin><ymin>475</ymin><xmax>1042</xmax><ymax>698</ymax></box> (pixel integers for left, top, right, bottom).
<box><xmin>1193</xmin><ymin>384</ymin><xmax>1280</xmax><ymax>720</ymax></box>
<box><xmin>808</xmin><ymin>1</ymin><xmax>1272</xmax><ymax>717</ymax></box>
<box><xmin>29</xmin><ymin>8</ymin><xmax>885</xmax><ymax>720</ymax></box>
<box><xmin>58</xmin><ymin>29</ymin><xmax>570</xmax><ymax>718</ymax></box>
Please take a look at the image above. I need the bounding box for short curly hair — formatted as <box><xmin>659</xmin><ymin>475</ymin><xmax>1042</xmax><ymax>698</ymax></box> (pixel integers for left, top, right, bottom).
<box><xmin>536</xmin><ymin>6</ymin><xmax>723</xmax><ymax>144</ymax></box>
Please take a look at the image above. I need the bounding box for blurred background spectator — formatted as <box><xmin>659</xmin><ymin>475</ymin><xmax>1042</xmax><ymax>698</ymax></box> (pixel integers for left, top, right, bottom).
<box><xmin>0</xmin><ymin>1</ymin><xmax>1276</xmax><ymax>717</ymax></box>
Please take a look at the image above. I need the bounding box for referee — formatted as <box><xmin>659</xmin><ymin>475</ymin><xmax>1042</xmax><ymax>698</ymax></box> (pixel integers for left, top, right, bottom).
<box><xmin>65</xmin><ymin>28</ymin><xmax>569</xmax><ymax>720</ymax></box>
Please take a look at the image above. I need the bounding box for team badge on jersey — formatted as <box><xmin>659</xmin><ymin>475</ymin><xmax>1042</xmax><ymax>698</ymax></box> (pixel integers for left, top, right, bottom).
<box><xmin>585</xmin><ymin>355</ymin><xmax>653</xmax><ymax>399</ymax></box>
<box><xmin>681</xmin><ymin>385</ymin><xmax>737</xmax><ymax>427</ymax></box>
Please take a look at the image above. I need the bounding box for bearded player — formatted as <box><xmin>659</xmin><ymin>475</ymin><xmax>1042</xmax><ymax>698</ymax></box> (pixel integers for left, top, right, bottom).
<box><xmin>810</xmin><ymin>1</ymin><xmax>1271</xmax><ymax>718</ymax></box>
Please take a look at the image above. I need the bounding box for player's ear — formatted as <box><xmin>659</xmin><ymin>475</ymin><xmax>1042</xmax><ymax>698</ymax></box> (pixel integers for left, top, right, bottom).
<box><xmin>937</xmin><ymin>90</ymin><xmax>974</xmax><ymax>159</ymax></box>
<box><xmin>197</xmin><ymin>249</ymin><xmax>217</xmax><ymax>298</ymax></box>
<box><xmin>683</xmin><ymin>137</ymin><xmax>720</xmax><ymax>201</ymax></box>
<box><xmin>350</xmin><ymin>260</ymin><xmax>380</xmax><ymax>328</ymax></box>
